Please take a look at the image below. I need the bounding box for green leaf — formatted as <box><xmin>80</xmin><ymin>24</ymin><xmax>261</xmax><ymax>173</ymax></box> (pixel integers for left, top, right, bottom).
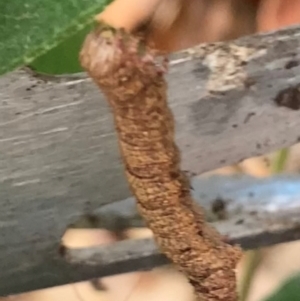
<box><xmin>30</xmin><ymin>24</ymin><xmax>91</xmax><ymax>75</ymax></box>
<box><xmin>0</xmin><ymin>0</ymin><xmax>112</xmax><ymax>76</ymax></box>
<box><xmin>264</xmin><ymin>273</ymin><xmax>300</xmax><ymax>301</ymax></box>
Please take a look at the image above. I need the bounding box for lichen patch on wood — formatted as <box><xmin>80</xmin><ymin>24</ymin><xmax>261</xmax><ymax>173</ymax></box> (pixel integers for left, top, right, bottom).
<box><xmin>80</xmin><ymin>24</ymin><xmax>242</xmax><ymax>301</ymax></box>
<box><xmin>187</xmin><ymin>43</ymin><xmax>266</xmax><ymax>92</ymax></box>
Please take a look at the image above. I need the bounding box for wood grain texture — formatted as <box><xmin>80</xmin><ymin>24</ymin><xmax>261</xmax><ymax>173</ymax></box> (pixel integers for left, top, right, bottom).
<box><xmin>0</xmin><ymin>25</ymin><xmax>300</xmax><ymax>295</ymax></box>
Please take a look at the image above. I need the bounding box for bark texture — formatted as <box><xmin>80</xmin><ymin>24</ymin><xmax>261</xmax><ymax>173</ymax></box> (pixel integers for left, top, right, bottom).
<box><xmin>80</xmin><ymin>25</ymin><xmax>242</xmax><ymax>301</ymax></box>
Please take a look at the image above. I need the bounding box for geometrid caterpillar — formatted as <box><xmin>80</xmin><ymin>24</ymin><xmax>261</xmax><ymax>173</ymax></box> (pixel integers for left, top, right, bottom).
<box><xmin>80</xmin><ymin>24</ymin><xmax>242</xmax><ymax>301</ymax></box>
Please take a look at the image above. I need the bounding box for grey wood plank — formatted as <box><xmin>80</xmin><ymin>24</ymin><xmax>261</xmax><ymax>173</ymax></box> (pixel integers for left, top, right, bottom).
<box><xmin>0</xmin><ymin>25</ymin><xmax>300</xmax><ymax>295</ymax></box>
<box><xmin>1</xmin><ymin>174</ymin><xmax>300</xmax><ymax>296</ymax></box>
<box><xmin>66</xmin><ymin>174</ymin><xmax>300</xmax><ymax>280</ymax></box>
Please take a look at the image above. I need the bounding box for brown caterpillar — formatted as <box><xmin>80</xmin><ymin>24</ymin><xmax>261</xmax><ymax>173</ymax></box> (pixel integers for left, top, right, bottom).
<box><xmin>80</xmin><ymin>24</ymin><xmax>242</xmax><ymax>301</ymax></box>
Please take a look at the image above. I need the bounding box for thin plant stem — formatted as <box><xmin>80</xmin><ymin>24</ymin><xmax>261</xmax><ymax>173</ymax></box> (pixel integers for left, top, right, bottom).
<box><xmin>239</xmin><ymin>148</ymin><xmax>289</xmax><ymax>301</ymax></box>
<box><xmin>271</xmin><ymin>148</ymin><xmax>289</xmax><ymax>174</ymax></box>
<box><xmin>239</xmin><ymin>250</ymin><xmax>262</xmax><ymax>301</ymax></box>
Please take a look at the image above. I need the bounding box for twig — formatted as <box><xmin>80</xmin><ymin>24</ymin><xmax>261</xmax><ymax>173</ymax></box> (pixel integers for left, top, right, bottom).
<box><xmin>79</xmin><ymin>24</ymin><xmax>241</xmax><ymax>301</ymax></box>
